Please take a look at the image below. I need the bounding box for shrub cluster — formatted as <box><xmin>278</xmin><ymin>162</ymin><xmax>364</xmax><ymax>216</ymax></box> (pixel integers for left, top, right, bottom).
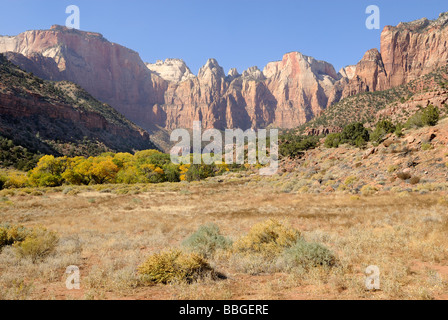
<box><xmin>1</xmin><ymin>150</ymin><xmax>232</xmax><ymax>189</ymax></box>
<box><xmin>324</xmin><ymin>122</ymin><xmax>369</xmax><ymax>149</ymax></box>
<box><xmin>138</xmin><ymin>220</ymin><xmax>336</xmax><ymax>286</ymax></box>
<box><xmin>138</xmin><ymin>249</ymin><xmax>216</xmax><ymax>284</ymax></box>
<box><xmin>0</xmin><ymin>136</ymin><xmax>42</xmax><ymax>171</ymax></box>
<box><xmin>182</xmin><ymin>223</ymin><xmax>232</xmax><ymax>258</ymax></box>
<box><xmin>0</xmin><ymin>224</ymin><xmax>59</xmax><ymax>262</ymax></box>
<box><xmin>279</xmin><ymin>135</ymin><xmax>319</xmax><ymax>158</ymax></box>
<box><xmin>233</xmin><ymin>219</ymin><xmax>336</xmax><ymax>269</ymax></box>
<box><xmin>370</xmin><ymin>120</ymin><xmax>396</xmax><ymax>144</ymax></box>
<box><xmin>324</xmin><ymin>106</ymin><xmax>440</xmax><ymax>149</ymax></box>
<box><xmin>405</xmin><ymin>105</ymin><xmax>440</xmax><ymax>128</ymax></box>
<box><xmin>233</xmin><ymin>219</ymin><xmax>301</xmax><ymax>258</ymax></box>
<box><xmin>324</xmin><ymin>133</ymin><xmax>342</xmax><ymax>148</ymax></box>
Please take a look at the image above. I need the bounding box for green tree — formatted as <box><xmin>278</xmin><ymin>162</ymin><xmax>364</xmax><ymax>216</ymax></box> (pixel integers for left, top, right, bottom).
<box><xmin>324</xmin><ymin>133</ymin><xmax>342</xmax><ymax>148</ymax></box>
<box><xmin>341</xmin><ymin>123</ymin><xmax>370</xmax><ymax>147</ymax></box>
<box><xmin>370</xmin><ymin>120</ymin><xmax>396</xmax><ymax>144</ymax></box>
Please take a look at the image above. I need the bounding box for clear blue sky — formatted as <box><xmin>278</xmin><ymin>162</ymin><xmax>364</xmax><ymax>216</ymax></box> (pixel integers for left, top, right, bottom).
<box><xmin>0</xmin><ymin>0</ymin><xmax>446</xmax><ymax>74</ymax></box>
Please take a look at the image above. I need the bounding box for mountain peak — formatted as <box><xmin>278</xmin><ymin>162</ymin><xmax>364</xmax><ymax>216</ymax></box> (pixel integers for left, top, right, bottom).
<box><xmin>198</xmin><ymin>58</ymin><xmax>225</xmax><ymax>79</ymax></box>
<box><xmin>242</xmin><ymin>66</ymin><xmax>265</xmax><ymax>81</ymax></box>
<box><xmin>146</xmin><ymin>58</ymin><xmax>194</xmax><ymax>83</ymax></box>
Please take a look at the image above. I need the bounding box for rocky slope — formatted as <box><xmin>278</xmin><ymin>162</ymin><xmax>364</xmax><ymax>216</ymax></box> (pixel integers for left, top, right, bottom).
<box><xmin>0</xmin><ymin>53</ymin><xmax>156</xmax><ymax>156</ymax></box>
<box><xmin>302</xmin><ymin>64</ymin><xmax>448</xmax><ymax>132</ymax></box>
<box><xmin>277</xmin><ymin>117</ymin><xmax>448</xmax><ymax>196</ymax></box>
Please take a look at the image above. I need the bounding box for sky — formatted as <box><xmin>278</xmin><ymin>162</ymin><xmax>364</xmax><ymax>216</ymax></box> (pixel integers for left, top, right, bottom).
<box><xmin>0</xmin><ymin>0</ymin><xmax>447</xmax><ymax>74</ymax></box>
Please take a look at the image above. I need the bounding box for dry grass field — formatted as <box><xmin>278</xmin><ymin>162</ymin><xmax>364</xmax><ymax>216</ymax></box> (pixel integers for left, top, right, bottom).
<box><xmin>1</xmin><ymin>175</ymin><xmax>447</xmax><ymax>300</ymax></box>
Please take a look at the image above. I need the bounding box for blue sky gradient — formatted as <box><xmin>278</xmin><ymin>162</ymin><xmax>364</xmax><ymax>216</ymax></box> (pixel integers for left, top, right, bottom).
<box><xmin>0</xmin><ymin>0</ymin><xmax>446</xmax><ymax>74</ymax></box>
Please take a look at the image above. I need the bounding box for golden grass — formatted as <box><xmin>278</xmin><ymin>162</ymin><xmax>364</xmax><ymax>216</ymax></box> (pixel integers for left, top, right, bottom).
<box><xmin>0</xmin><ymin>179</ymin><xmax>447</xmax><ymax>300</ymax></box>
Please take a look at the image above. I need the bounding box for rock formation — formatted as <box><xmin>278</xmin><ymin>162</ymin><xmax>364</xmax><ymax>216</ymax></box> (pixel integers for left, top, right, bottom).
<box><xmin>1</xmin><ymin>11</ymin><xmax>447</xmax><ymax>136</ymax></box>
<box><xmin>146</xmin><ymin>58</ymin><xmax>195</xmax><ymax>83</ymax></box>
<box><xmin>343</xmin><ymin>12</ymin><xmax>448</xmax><ymax>97</ymax></box>
<box><xmin>0</xmin><ymin>54</ymin><xmax>156</xmax><ymax>155</ymax></box>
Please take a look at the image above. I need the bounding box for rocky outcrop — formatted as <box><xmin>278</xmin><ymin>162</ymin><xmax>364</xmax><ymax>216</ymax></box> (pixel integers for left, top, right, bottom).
<box><xmin>146</xmin><ymin>58</ymin><xmax>195</xmax><ymax>83</ymax></box>
<box><xmin>0</xmin><ymin>26</ymin><xmax>345</xmax><ymax>131</ymax></box>
<box><xmin>263</xmin><ymin>52</ymin><xmax>342</xmax><ymax>127</ymax></box>
<box><xmin>342</xmin><ymin>49</ymin><xmax>388</xmax><ymax>97</ymax></box>
<box><xmin>344</xmin><ymin>12</ymin><xmax>448</xmax><ymax>97</ymax></box>
<box><xmin>1</xmin><ymin>12</ymin><xmax>447</xmax><ymax>135</ymax></box>
<box><xmin>0</xmin><ymin>54</ymin><xmax>156</xmax><ymax>155</ymax></box>
<box><xmin>0</xmin><ymin>25</ymin><xmax>168</xmax><ymax>132</ymax></box>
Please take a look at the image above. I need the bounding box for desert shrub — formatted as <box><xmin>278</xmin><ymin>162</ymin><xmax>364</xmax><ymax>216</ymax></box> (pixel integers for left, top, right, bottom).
<box><xmin>410</xmin><ymin>176</ymin><xmax>421</xmax><ymax>185</ymax></box>
<box><xmin>406</xmin><ymin>105</ymin><xmax>440</xmax><ymax>128</ymax></box>
<box><xmin>185</xmin><ymin>164</ymin><xmax>218</xmax><ymax>182</ymax></box>
<box><xmin>421</xmin><ymin>143</ymin><xmax>433</xmax><ymax>151</ymax></box>
<box><xmin>13</xmin><ymin>227</ymin><xmax>59</xmax><ymax>262</ymax></box>
<box><xmin>138</xmin><ymin>249</ymin><xmax>216</xmax><ymax>284</ymax></box>
<box><xmin>397</xmin><ymin>171</ymin><xmax>412</xmax><ymax>180</ymax></box>
<box><xmin>233</xmin><ymin>219</ymin><xmax>300</xmax><ymax>257</ymax></box>
<box><xmin>279</xmin><ymin>135</ymin><xmax>319</xmax><ymax>158</ymax></box>
<box><xmin>282</xmin><ymin>239</ymin><xmax>336</xmax><ymax>268</ymax></box>
<box><xmin>182</xmin><ymin>223</ymin><xmax>232</xmax><ymax>258</ymax></box>
<box><xmin>3</xmin><ymin>173</ymin><xmax>29</xmax><ymax>189</ymax></box>
<box><xmin>387</xmin><ymin>165</ymin><xmax>398</xmax><ymax>173</ymax></box>
<box><xmin>360</xmin><ymin>185</ymin><xmax>379</xmax><ymax>196</ymax></box>
<box><xmin>421</xmin><ymin>105</ymin><xmax>440</xmax><ymax>126</ymax></box>
<box><xmin>324</xmin><ymin>133</ymin><xmax>342</xmax><ymax>148</ymax></box>
<box><xmin>371</xmin><ymin>120</ymin><xmax>396</xmax><ymax>144</ymax></box>
<box><xmin>341</xmin><ymin>123</ymin><xmax>370</xmax><ymax>147</ymax></box>
<box><xmin>354</xmin><ymin>136</ymin><xmax>367</xmax><ymax>148</ymax></box>
<box><xmin>394</xmin><ymin>123</ymin><xmax>405</xmax><ymax>137</ymax></box>
<box><xmin>62</xmin><ymin>187</ymin><xmax>73</xmax><ymax>195</ymax></box>
<box><xmin>0</xmin><ymin>224</ymin><xmax>28</xmax><ymax>248</ymax></box>
<box><xmin>344</xmin><ymin>176</ymin><xmax>358</xmax><ymax>186</ymax></box>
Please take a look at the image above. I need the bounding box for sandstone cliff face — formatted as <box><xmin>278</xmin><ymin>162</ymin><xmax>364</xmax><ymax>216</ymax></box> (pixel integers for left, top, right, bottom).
<box><xmin>343</xmin><ymin>12</ymin><xmax>448</xmax><ymax>97</ymax></box>
<box><xmin>0</xmin><ymin>54</ymin><xmax>156</xmax><ymax>155</ymax></box>
<box><xmin>1</xmin><ymin>12</ymin><xmax>447</xmax><ymax>135</ymax></box>
<box><xmin>262</xmin><ymin>52</ymin><xmax>341</xmax><ymax>127</ymax></box>
<box><xmin>0</xmin><ymin>26</ymin><xmax>345</xmax><ymax>131</ymax></box>
<box><xmin>146</xmin><ymin>58</ymin><xmax>195</xmax><ymax>83</ymax></box>
<box><xmin>0</xmin><ymin>25</ymin><xmax>168</xmax><ymax>130</ymax></box>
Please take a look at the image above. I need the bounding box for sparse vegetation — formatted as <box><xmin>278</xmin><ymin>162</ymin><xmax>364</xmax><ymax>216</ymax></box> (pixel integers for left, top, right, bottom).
<box><xmin>0</xmin><ymin>224</ymin><xmax>59</xmax><ymax>263</ymax></box>
<box><xmin>138</xmin><ymin>249</ymin><xmax>216</xmax><ymax>284</ymax></box>
<box><xmin>370</xmin><ymin>120</ymin><xmax>396</xmax><ymax>144</ymax></box>
<box><xmin>182</xmin><ymin>223</ymin><xmax>232</xmax><ymax>258</ymax></box>
<box><xmin>282</xmin><ymin>239</ymin><xmax>336</xmax><ymax>268</ymax></box>
<box><xmin>279</xmin><ymin>134</ymin><xmax>319</xmax><ymax>158</ymax></box>
<box><xmin>340</xmin><ymin>123</ymin><xmax>370</xmax><ymax>147</ymax></box>
<box><xmin>324</xmin><ymin>133</ymin><xmax>342</xmax><ymax>148</ymax></box>
<box><xmin>233</xmin><ymin>219</ymin><xmax>300</xmax><ymax>258</ymax></box>
<box><xmin>405</xmin><ymin>105</ymin><xmax>440</xmax><ymax>128</ymax></box>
